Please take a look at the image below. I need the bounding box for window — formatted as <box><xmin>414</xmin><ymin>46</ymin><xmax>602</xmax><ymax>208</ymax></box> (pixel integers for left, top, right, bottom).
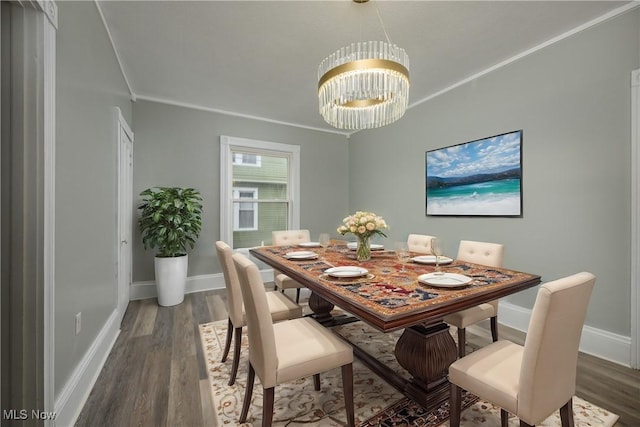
<box><xmin>233</xmin><ymin>187</ymin><xmax>258</xmax><ymax>231</ymax></box>
<box><xmin>233</xmin><ymin>153</ymin><xmax>261</xmax><ymax>167</ymax></box>
<box><xmin>220</xmin><ymin>136</ymin><xmax>300</xmax><ymax>249</ymax></box>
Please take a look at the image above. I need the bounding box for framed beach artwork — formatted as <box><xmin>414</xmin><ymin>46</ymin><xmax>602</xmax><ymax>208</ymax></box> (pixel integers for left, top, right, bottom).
<box><xmin>426</xmin><ymin>130</ymin><xmax>523</xmax><ymax>217</ymax></box>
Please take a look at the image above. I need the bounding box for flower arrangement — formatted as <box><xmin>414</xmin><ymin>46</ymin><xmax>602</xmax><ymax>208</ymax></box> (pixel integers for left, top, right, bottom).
<box><xmin>337</xmin><ymin>211</ymin><xmax>388</xmax><ymax>238</ymax></box>
<box><xmin>337</xmin><ymin>211</ymin><xmax>387</xmax><ymax>261</ymax></box>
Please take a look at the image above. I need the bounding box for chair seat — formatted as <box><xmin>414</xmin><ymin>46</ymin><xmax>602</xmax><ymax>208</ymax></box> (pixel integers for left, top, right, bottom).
<box><xmin>449</xmin><ymin>340</ymin><xmax>522</xmax><ymax>413</ymax></box>
<box><xmin>272</xmin><ymin>317</ymin><xmax>353</xmax><ymax>385</ymax></box>
<box><xmin>275</xmin><ymin>273</ymin><xmax>305</xmax><ymax>290</ymax></box>
<box><xmin>266</xmin><ymin>291</ymin><xmax>303</xmax><ymax>321</ymax></box>
<box><xmin>443</xmin><ymin>301</ymin><xmax>497</xmax><ymax>329</ymax></box>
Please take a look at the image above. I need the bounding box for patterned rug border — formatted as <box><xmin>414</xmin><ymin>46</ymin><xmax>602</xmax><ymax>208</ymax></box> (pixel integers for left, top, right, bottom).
<box><xmin>199</xmin><ymin>319</ymin><xmax>620</xmax><ymax>427</ymax></box>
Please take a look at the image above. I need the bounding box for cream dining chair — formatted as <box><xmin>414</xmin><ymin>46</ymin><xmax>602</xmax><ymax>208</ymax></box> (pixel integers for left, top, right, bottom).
<box><xmin>215</xmin><ymin>241</ymin><xmax>302</xmax><ymax>386</ymax></box>
<box><xmin>271</xmin><ymin>229</ymin><xmax>311</xmax><ymax>303</ymax></box>
<box><xmin>407</xmin><ymin>233</ymin><xmax>437</xmax><ymax>253</ymax></box>
<box><xmin>444</xmin><ymin>240</ymin><xmax>505</xmax><ymax>358</ymax></box>
<box><xmin>448</xmin><ymin>272</ymin><xmax>595</xmax><ymax>427</ymax></box>
<box><xmin>232</xmin><ymin>252</ymin><xmax>355</xmax><ymax>427</ymax></box>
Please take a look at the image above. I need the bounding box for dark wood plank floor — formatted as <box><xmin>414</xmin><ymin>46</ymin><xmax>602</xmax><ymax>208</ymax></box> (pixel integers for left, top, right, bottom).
<box><xmin>76</xmin><ymin>288</ymin><xmax>640</xmax><ymax>426</ymax></box>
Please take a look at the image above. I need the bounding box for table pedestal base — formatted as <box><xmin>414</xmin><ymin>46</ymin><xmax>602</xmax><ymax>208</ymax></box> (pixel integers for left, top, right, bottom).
<box><xmin>308</xmin><ymin>292</ymin><xmax>359</xmax><ymax>326</ymax></box>
<box><xmin>395</xmin><ymin>323</ymin><xmax>458</xmax><ymax>410</ymax></box>
<box><xmin>308</xmin><ymin>291</ymin><xmax>457</xmax><ymax>409</ymax></box>
<box><xmin>340</xmin><ymin>321</ymin><xmax>457</xmax><ymax>411</ymax></box>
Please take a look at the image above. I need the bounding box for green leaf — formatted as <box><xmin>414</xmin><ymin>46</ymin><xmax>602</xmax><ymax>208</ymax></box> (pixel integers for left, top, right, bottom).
<box><xmin>137</xmin><ymin>186</ymin><xmax>203</xmax><ymax>256</ymax></box>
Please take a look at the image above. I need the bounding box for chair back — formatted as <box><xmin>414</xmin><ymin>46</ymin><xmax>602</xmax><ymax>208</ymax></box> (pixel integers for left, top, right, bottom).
<box><xmin>407</xmin><ymin>234</ymin><xmax>437</xmax><ymax>253</ymax></box>
<box><xmin>215</xmin><ymin>241</ymin><xmax>244</xmax><ymax>327</ymax></box>
<box><xmin>456</xmin><ymin>240</ymin><xmax>504</xmax><ymax>268</ymax></box>
<box><xmin>518</xmin><ymin>272</ymin><xmax>595</xmax><ymax>423</ymax></box>
<box><xmin>232</xmin><ymin>252</ymin><xmax>278</xmax><ymax>388</ymax></box>
<box><xmin>272</xmin><ymin>229</ymin><xmax>311</xmax><ymax>246</ymax></box>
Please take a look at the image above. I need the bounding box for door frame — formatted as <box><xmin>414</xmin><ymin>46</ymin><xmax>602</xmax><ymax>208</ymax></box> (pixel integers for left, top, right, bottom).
<box><xmin>631</xmin><ymin>69</ymin><xmax>639</xmax><ymax>369</ymax></box>
<box><xmin>116</xmin><ymin>107</ymin><xmax>134</xmax><ymax>324</ymax></box>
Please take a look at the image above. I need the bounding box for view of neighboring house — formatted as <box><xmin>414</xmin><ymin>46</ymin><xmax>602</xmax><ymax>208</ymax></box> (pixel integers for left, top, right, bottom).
<box><xmin>232</xmin><ymin>152</ymin><xmax>290</xmax><ymax>249</ymax></box>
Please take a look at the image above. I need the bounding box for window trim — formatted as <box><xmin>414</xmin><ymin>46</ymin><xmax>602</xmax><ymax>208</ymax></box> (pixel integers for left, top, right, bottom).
<box><xmin>220</xmin><ymin>136</ymin><xmax>300</xmax><ymax>249</ymax></box>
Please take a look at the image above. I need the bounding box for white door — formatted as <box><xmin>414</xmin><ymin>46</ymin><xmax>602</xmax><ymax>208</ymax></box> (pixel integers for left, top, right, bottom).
<box><xmin>117</xmin><ymin>108</ymin><xmax>134</xmax><ymax>324</ymax></box>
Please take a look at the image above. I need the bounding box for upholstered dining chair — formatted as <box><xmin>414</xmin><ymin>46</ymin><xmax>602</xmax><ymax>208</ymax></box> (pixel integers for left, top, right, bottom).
<box><xmin>448</xmin><ymin>272</ymin><xmax>595</xmax><ymax>427</ymax></box>
<box><xmin>271</xmin><ymin>229</ymin><xmax>311</xmax><ymax>303</ymax></box>
<box><xmin>444</xmin><ymin>240</ymin><xmax>505</xmax><ymax>358</ymax></box>
<box><xmin>232</xmin><ymin>252</ymin><xmax>355</xmax><ymax>427</ymax></box>
<box><xmin>215</xmin><ymin>241</ymin><xmax>302</xmax><ymax>386</ymax></box>
<box><xmin>407</xmin><ymin>233</ymin><xmax>437</xmax><ymax>253</ymax></box>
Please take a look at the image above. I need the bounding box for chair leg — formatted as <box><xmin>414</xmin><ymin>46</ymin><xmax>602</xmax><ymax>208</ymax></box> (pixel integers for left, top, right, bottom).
<box><xmin>490</xmin><ymin>316</ymin><xmax>499</xmax><ymax>342</ymax></box>
<box><xmin>449</xmin><ymin>383</ymin><xmax>462</xmax><ymax>427</ymax></box>
<box><xmin>560</xmin><ymin>398</ymin><xmax>574</xmax><ymax>427</ymax></box>
<box><xmin>262</xmin><ymin>387</ymin><xmax>275</xmax><ymax>427</ymax></box>
<box><xmin>228</xmin><ymin>326</ymin><xmax>243</xmax><ymax>386</ymax></box>
<box><xmin>501</xmin><ymin>409</ymin><xmax>509</xmax><ymax>427</ymax></box>
<box><xmin>221</xmin><ymin>318</ymin><xmax>233</xmax><ymax>363</ymax></box>
<box><xmin>342</xmin><ymin>364</ymin><xmax>355</xmax><ymax>427</ymax></box>
<box><xmin>457</xmin><ymin>327</ymin><xmax>466</xmax><ymax>358</ymax></box>
<box><xmin>313</xmin><ymin>374</ymin><xmax>321</xmax><ymax>391</ymax></box>
<box><xmin>295</xmin><ymin>288</ymin><xmax>301</xmax><ymax>303</ymax></box>
<box><xmin>239</xmin><ymin>362</ymin><xmax>255</xmax><ymax>423</ymax></box>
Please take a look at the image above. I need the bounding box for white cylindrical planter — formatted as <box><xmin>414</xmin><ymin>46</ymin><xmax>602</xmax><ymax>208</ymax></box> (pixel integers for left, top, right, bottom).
<box><xmin>154</xmin><ymin>255</ymin><xmax>188</xmax><ymax>306</ymax></box>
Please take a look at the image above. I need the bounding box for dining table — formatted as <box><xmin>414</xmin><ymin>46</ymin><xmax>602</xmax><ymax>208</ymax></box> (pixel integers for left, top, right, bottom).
<box><xmin>250</xmin><ymin>239</ymin><xmax>541</xmax><ymax>410</ymax></box>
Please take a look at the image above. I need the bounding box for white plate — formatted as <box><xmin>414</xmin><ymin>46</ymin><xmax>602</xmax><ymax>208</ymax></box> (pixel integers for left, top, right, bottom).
<box><xmin>298</xmin><ymin>242</ymin><xmax>321</xmax><ymax>248</ymax></box>
<box><xmin>285</xmin><ymin>251</ymin><xmax>318</xmax><ymax>260</ymax></box>
<box><xmin>324</xmin><ymin>266</ymin><xmax>369</xmax><ymax>278</ymax></box>
<box><xmin>347</xmin><ymin>242</ymin><xmax>384</xmax><ymax>251</ymax></box>
<box><xmin>418</xmin><ymin>273</ymin><xmax>472</xmax><ymax>287</ymax></box>
<box><xmin>411</xmin><ymin>255</ymin><xmax>454</xmax><ymax>265</ymax></box>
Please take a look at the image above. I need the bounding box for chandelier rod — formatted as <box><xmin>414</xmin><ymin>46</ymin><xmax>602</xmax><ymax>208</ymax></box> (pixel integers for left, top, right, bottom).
<box><xmin>374</xmin><ymin>3</ymin><xmax>392</xmax><ymax>45</ymax></box>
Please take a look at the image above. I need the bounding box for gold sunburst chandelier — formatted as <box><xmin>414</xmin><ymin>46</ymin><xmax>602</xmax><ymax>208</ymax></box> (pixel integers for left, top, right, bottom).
<box><xmin>317</xmin><ymin>0</ymin><xmax>410</xmax><ymax>130</ymax></box>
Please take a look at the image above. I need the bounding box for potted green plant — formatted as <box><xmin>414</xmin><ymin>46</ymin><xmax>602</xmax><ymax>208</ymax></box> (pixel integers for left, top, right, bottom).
<box><xmin>138</xmin><ymin>187</ymin><xmax>203</xmax><ymax>306</ymax></box>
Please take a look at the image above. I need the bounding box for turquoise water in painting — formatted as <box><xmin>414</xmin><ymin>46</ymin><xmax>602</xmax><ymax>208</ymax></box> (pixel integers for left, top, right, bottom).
<box><xmin>427</xmin><ymin>178</ymin><xmax>521</xmax><ymax>215</ymax></box>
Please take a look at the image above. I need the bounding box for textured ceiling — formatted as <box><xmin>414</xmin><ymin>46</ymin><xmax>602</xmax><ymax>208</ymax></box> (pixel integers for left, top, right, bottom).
<box><xmin>97</xmin><ymin>1</ymin><xmax>635</xmax><ymax>134</ymax></box>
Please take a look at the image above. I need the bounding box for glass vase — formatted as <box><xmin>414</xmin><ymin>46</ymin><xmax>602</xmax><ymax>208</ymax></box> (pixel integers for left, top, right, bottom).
<box><xmin>356</xmin><ymin>235</ymin><xmax>371</xmax><ymax>262</ymax></box>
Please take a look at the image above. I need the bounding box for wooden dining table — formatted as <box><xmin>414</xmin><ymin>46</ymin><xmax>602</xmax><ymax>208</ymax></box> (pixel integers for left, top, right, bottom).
<box><xmin>250</xmin><ymin>240</ymin><xmax>541</xmax><ymax>410</ymax></box>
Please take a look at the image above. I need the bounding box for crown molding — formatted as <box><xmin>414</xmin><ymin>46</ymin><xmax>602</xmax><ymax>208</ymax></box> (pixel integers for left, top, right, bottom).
<box><xmin>135</xmin><ymin>94</ymin><xmax>351</xmax><ymax>137</ymax></box>
<box><xmin>93</xmin><ymin>0</ymin><xmax>135</xmax><ymax>99</ymax></box>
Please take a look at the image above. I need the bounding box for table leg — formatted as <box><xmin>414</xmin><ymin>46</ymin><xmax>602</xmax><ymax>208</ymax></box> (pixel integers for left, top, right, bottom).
<box><xmin>394</xmin><ymin>322</ymin><xmax>458</xmax><ymax>410</ymax></box>
<box><xmin>308</xmin><ymin>292</ymin><xmax>360</xmax><ymax>327</ymax></box>
<box><xmin>334</xmin><ymin>321</ymin><xmax>458</xmax><ymax>410</ymax></box>
<box><xmin>308</xmin><ymin>291</ymin><xmax>334</xmax><ymax>323</ymax></box>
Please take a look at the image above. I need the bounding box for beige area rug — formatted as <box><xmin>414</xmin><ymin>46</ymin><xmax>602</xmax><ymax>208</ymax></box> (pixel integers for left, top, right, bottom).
<box><xmin>199</xmin><ymin>319</ymin><xmax>619</xmax><ymax>426</ymax></box>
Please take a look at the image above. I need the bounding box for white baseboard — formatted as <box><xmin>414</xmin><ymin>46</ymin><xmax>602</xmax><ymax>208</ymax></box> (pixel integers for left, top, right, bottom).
<box><xmin>130</xmin><ymin>269</ymin><xmax>275</xmax><ymax>301</ymax></box>
<box><xmin>54</xmin><ymin>308</ymin><xmax>121</xmax><ymax>427</ymax></box>
<box><xmin>494</xmin><ymin>300</ymin><xmax>631</xmax><ymax>367</ymax></box>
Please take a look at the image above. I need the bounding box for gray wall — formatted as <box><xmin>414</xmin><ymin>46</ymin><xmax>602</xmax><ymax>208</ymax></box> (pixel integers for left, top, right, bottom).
<box><xmin>131</xmin><ymin>101</ymin><xmax>349</xmax><ymax>281</ymax></box>
<box><xmin>347</xmin><ymin>10</ymin><xmax>639</xmax><ymax>336</ymax></box>
<box><xmin>56</xmin><ymin>2</ymin><xmax>133</xmax><ymax>395</ymax></box>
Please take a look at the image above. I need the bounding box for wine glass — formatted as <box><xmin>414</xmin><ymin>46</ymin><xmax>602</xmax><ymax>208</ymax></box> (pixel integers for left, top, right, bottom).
<box><xmin>318</xmin><ymin>233</ymin><xmax>330</xmax><ymax>256</ymax></box>
<box><xmin>431</xmin><ymin>237</ymin><xmax>444</xmax><ymax>273</ymax></box>
<box><xmin>394</xmin><ymin>242</ymin><xmax>411</xmax><ymax>272</ymax></box>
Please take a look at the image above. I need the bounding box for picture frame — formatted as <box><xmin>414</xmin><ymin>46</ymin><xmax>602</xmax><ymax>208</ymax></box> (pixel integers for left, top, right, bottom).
<box><xmin>426</xmin><ymin>130</ymin><xmax>523</xmax><ymax>217</ymax></box>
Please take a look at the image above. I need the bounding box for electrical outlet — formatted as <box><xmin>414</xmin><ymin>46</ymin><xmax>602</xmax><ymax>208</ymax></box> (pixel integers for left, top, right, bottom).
<box><xmin>75</xmin><ymin>312</ymin><xmax>82</xmax><ymax>335</ymax></box>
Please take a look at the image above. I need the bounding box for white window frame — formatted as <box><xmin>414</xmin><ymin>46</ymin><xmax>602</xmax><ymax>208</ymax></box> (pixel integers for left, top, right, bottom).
<box><xmin>220</xmin><ymin>136</ymin><xmax>300</xmax><ymax>249</ymax></box>
<box><xmin>233</xmin><ymin>187</ymin><xmax>258</xmax><ymax>231</ymax></box>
